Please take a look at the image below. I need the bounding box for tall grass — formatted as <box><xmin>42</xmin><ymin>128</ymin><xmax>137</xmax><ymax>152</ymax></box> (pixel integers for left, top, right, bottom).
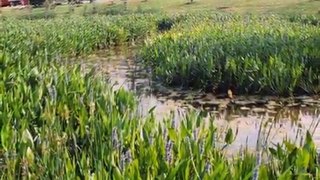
<box><xmin>141</xmin><ymin>15</ymin><xmax>320</xmax><ymax>96</ymax></box>
<box><xmin>0</xmin><ymin>15</ymin><xmax>158</xmax><ymax>57</ymax></box>
<box><xmin>0</xmin><ymin>12</ymin><xmax>319</xmax><ymax>178</ymax></box>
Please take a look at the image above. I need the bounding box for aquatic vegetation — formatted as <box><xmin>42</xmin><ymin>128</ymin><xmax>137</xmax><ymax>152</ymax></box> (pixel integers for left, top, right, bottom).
<box><xmin>0</xmin><ymin>12</ymin><xmax>319</xmax><ymax>179</ymax></box>
<box><xmin>0</xmin><ymin>15</ymin><xmax>158</xmax><ymax>58</ymax></box>
<box><xmin>141</xmin><ymin>15</ymin><xmax>320</xmax><ymax>96</ymax></box>
<box><xmin>287</xmin><ymin>14</ymin><xmax>320</xmax><ymax>26</ymax></box>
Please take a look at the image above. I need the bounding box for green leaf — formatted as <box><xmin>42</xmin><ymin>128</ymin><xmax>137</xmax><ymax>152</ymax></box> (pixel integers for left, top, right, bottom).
<box><xmin>296</xmin><ymin>149</ymin><xmax>310</xmax><ymax>169</ymax></box>
<box><xmin>278</xmin><ymin>167</ymin><xmax>292</xmax><ymax>180</ymax></box>
<box><xmin>112</xmin><ymin>166</ymin><xmax>123</xmax><ymax>180</ymax></box>
<box><xmin>148</xmin><ymin>106</ymin><xmax>156</xmax><ymax>114</ymax></box>
<box><xmin>26</xmin><ymin>147</ymin><xmax>35</xmax><ymax>164</ymax></box>
<box><xmin>303</xmin><ymin>131</ymin><xmax>315</xmax><ymax>151</ymax></box>
<box><xmin>297</xmin><ymin>173</ymin><xmax>312</xmax><ymax>180</ymax></box>
<box><xmin>258</xmin><ymin>165</ymin><xmax>268</xmax><ymax>180</ymax></box>
<box><xmin>225</xmin><ymin>128</ymin><xmax>234</xmax><ymax>145</ymax></box>
<box><xmin>269</xmin><ymin>148</ymin><xmax>277</xmax><ymax>157</ymax></box>
<box><xmin>305</xmin><ymin>131</ymin><xmax>313</xmax><ymax>145</ymax></box>
<box><xmin>184</xmin><ymin>160</ymin><xmax>191</xmax><ymax>179</ymax></box>
<box><xmin>284</xmin><ymin>141</ymin><xmax>296</xmax><ymax>152</ymax></box>
<box><xmin>211</xmin><ymin>163</ymin><xmax>225</xmax><ymax>177</ymax></box>
<box><xmin>180</xmin><ymin>122</ymin><xmax>189</xmax><ymax>139</ymax></box>
<box><xmin>22</xmin><ymin>129</ymin><xmax>34</xmax><ymax>148</ymax></box>
<box><xmin>1</xmin><ymin>124</ymin><xmax>10</xmax><ymax>151</ymax></box>
<box><xmin>166</xmin><ymin>159</ymin><xmax>187</xmax><ymax>180</ymax></box>
<box><xmin>168</xmin><ymin>128</ymin><xmax>178</xmax><ymax>142</ymax></box>
<box><xmin>287</xmin><ymin>147</ymin><xmax>298</xmax><ymax>164</ymax></box>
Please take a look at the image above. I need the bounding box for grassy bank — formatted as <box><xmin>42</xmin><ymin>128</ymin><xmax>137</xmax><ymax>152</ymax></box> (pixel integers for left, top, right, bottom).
<box><xmin>0</xmin><ymin>11</ymin><xmax>320</xmax><ymax>179</ymax></box>
<box><xmin>141</xmin><ymin>14</ymin><xmax>320</xmax><ymax>96</ymax></box>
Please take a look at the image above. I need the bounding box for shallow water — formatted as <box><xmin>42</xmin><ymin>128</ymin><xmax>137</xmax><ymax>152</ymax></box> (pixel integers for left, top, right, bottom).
<box><xmin>77</xmin><ymin>49</ymin><xmax>320</xmax><ymax>152</ymax></box>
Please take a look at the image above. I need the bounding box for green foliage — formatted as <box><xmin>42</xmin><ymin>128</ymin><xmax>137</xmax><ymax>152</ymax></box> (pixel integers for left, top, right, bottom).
<box><xmin>0</xmin><ymin>15</ymin><xmax>158</xmax><ymax>57</ymax></box>
<box><xmin>141</xmin><ymin>14</ymin><xmax>320</xmax><ymax>96</ymax></box>
<box><xmin>16</xmin><ymin>11</ymin><xmax>57</xmax><ymax>20</ymax></box>
<box><xmin>0</xmin><ymin>12</ymin><xmax>319</xmax><ymax>179</ymax></box>
<box><xmin>91</xmin><ymin>4</ymin><xmax>161</xmax><ymax>16</ymax></box>
<box><xmin>287</xmin><ymin>14</ymin><xmax>320</xmax><ymax>26</ymax></box>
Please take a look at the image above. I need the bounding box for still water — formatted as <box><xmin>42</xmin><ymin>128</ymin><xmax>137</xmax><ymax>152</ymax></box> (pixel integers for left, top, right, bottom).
<box><xmin>77</xmin><ymin>49</ymin><xmax>320</xmax><ymax>153</ymax></box>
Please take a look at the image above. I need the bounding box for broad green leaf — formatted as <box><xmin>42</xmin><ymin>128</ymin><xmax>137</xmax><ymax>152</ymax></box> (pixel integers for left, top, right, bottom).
<box><xmin>225</xmin><ymin>128</ymin><xmax>234</xmax><ymax>145</ymax></box>
<box><xmin>166</xmin><ymin>160</ymin><xmax>187</xmax><ymax>180</ymax></box>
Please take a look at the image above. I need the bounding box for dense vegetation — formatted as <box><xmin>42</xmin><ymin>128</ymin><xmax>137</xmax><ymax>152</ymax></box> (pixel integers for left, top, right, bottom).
<box><xmin>0</xmin><ymin>15</ymin><xmax>158</xmax><ymax>56</ymax></box>
<box><xmin>0</xmin><ymin>12</ymin><xmax>319</xmax><ymax>179</ymax></box>
<box><xmin>141</xmin><ymin>14</ymin><xmax>320</xmax><ymax>96</ymax></box>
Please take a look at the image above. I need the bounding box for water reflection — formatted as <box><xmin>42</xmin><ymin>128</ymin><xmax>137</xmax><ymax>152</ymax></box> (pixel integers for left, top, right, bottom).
<box><xmin>76</xmin><ymin>49</ymin><xmax>320</xmax><ymax>151</ymax></box>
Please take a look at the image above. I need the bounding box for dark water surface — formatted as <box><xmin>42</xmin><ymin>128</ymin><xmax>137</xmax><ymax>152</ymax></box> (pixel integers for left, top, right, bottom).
<box><xmin>76</xmin><ymin>49</ymin><xmax>320</xmax><ymax>153</ymax></box>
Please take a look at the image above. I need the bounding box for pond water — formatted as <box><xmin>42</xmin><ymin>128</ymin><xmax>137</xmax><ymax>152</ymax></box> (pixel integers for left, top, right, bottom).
<box><xmin>77</xmin><ymin>49</ymin><xmax>320</xmax><ymax>153</ymax></box>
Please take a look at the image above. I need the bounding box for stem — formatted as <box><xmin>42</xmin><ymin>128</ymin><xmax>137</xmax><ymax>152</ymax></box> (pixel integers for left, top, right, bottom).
<box><xmin>187</xmin><ymin>138</ymin><xmax>200</xmax><ymax>179</ymax></box>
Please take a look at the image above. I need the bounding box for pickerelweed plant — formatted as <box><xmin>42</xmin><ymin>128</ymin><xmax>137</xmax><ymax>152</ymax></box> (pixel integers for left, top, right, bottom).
<box><xmin>0</xmin><ymin>15</ymin><xmax>159</xmax><ymax>58</ymax></box>
<box><xmin>0</xmin><ymin>12</ymin><xmax>319</xmax><ymax>179</ymax></box>
<box><xmin>141</xmin><ymin>15</ymin><xmax>320</xmax><ymax>96</ymax></box>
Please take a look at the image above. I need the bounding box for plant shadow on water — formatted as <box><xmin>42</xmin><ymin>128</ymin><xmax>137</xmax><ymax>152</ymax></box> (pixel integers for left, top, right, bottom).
<box><xmin>73</xmin><ymin>49</ymin><xmax>320</xmax><ymax>154</ymax></box>
<box><xmin>2</xmin><ymin>13</ymin><xmax>319</xmax><ymax>178</ymax></box>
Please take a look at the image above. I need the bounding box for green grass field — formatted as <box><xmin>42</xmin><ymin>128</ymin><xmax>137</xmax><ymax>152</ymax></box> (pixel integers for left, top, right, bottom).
<box><xmin>1</xmin><ymin>0</ymin><xmax>320</xmax><ymax>17</ymax></box>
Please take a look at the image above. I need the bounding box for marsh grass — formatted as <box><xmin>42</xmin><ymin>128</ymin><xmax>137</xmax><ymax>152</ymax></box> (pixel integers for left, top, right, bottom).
<box><xmin>0</xmin><ymin>12</ymin><xmax>319</xmax><ymax>179</ymax></box>
<box><xmin>141</xmin><ymin>14</ymin><xmax>320</xmax><ymax>96</ymax></box>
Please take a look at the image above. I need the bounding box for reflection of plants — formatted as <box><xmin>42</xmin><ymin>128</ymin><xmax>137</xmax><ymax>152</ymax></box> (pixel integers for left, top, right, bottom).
<box><xmin>0</xmin><ymin>12</ymin><xmax>320</xmax><ymax>179</ymax></box>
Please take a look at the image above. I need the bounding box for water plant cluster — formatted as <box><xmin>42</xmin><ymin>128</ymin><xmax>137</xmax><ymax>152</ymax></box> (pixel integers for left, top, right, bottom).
<box><xmin>0</xmin><ymin>13</ymin><xmax>319</xmax><ymax>179</ymax></box>
<box><xmin>0</xmin><ymin>15</ymin><xmax>158</xmax><ymax>57</ymax></box>
<box><xmin>142</xmin><ymin>15</ymin><xmax>320</xmax><ymax>96</ymax></box>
